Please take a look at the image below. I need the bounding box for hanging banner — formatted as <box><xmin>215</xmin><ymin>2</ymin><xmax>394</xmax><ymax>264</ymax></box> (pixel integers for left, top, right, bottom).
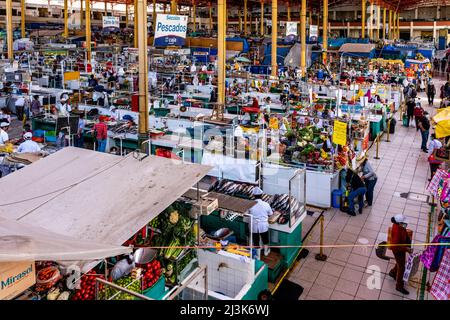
<box><xmin>102</xmin><ymin>16</ymin><xmax>120</xmax><ymax>29</ymax></box>
<box><xmin>332</xmin><ymin>120</ymin><xmax>347</xmax><ymax>146</ymax></box>
<box><xmin>286</xmin><ymin>22</ymin><xmax>298</xmax><ymax>37</ymax></box>
<box><xmin>0</xmin><ymin>261</ymin><xmax>36</xmax><ymax>300</ymax></box>
<box><xmin>309</xmin><ymin>25</ymin><xmax>318</xmax><ymax>42</ymax></box>
<box><xmin>154</xmin><ymin>14</ymin><xmax>188</xmax><ymax>47</ymax></box>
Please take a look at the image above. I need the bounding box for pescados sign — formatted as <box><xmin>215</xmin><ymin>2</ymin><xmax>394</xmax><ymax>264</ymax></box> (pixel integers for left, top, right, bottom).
<box><xmin>154</xmin><ymin>14</ymin><xmax>188</xmax><ymax>47</ymax></box>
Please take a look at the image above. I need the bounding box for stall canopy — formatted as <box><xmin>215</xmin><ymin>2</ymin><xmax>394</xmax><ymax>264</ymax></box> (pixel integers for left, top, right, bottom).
<box><xmin>339</xmin><ymin>43</ymin><xmax>376</xmax><ymax>58</ymax></box>
<box><xmin>0</xmin><ymin>216</ymin><xmax>131</xmax><ymax>262</ymax></box>
<box><xmin>284</xmin><ymin>43</ymin><xmax>313</xmax><ymax>68</ymax></box>
<box><xmin>0</xmin><ymin>147</ymin><xmax>212</xmax><ymax>257</ymax></box>
<box><xmin>433</xmin><ymin>107</ymin><xmax>450</xmax><ymax>139</ymax></box>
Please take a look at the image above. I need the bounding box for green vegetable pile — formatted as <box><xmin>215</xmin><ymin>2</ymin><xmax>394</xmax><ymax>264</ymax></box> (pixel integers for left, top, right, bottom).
<box><xmin>149</xmin><ymin>201</ymin><xmax>197</xmax><ymax>284</ymax></box>
<box><xmin>100</xmin><ymin>276</ymin><xmax>141</xmax><ymax>300</ymax></box>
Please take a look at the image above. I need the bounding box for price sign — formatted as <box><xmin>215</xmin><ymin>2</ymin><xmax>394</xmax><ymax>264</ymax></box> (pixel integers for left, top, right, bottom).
<box><xmin>332</xmin><ymin>120</ymin><xmax>347</xmax><ymax>146</ymax></box>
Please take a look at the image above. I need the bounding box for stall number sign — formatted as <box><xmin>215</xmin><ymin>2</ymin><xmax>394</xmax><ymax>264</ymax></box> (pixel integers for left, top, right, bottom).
<box><xmin>309</xmin><ymin>25</ymin><xmax>318</xmax><ymax>42</ymax></box>
<box><xmin>332</xmin><ymin>120</ymin><xmax>347</xmax><ymax>146</ymax></box>
<box><xmin>193</xmin><ymin>51</ymin><xmax>209</xmax><ymax>56</ymax></box>
<box><xmin>286</xmin><ymin>22</ymin><xmax>298</xmax><ymax>37</ymax></box>
<box><xmin>103</xmin><ymin>16</ymin><xmax>120</xmax><ymax>29</ymax></box>
<box><xmin>154</xmin><ymin>14</ymin><xmax>188</xmax><ymax>47</ymax></box>
<box><xmin>0</xmin><ymin>261</ymin><xmax>36</xmax><ymax>300</ymax></box>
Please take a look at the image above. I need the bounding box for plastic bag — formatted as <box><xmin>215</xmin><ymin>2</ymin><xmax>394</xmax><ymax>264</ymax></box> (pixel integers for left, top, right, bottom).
<box><xmin>110</xmin><ymin>256</ymin><xmax>135</xmax><ymax>281</ymax></box>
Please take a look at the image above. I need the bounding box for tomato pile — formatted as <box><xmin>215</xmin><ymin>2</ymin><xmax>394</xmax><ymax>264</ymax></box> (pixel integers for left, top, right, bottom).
<box><xmin>71</xmin><ymin>272</ymin><xmax>105</xmax><ymax>300</ymax></box>
<box><xmin>142</xmin><ymin>260</ymin><xmax>162</xmax><ymax>290</ymax></box>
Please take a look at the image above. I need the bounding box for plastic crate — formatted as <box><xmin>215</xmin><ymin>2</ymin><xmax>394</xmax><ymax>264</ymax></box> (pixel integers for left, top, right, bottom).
<box><xmin>33</xmin><ymin>129</ymin><xmax>45</xmax><ymax>138</ymax></box>
<box><xmin>45</xmin><ymin>131</ymin><xmax>56</xmax><ymax>137</ymax></box>
<box><xmin>45</xmin><ymin>136</ymin><xmax>57</xmax><ymax>143</ymax></box>
<box><xmin>142</xmin><ymin>276</ymin><xmax>165</xmax><ymax>300</ymax></box>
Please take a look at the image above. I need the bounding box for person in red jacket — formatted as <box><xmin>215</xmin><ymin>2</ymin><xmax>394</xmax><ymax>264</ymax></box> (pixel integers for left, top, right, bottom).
<box><xmin>93</xmin><ymin>117</ymin><xmax>108</xmax><ymax>152</ymax></box>
<box><xmin>388</xmin><ymin>214</ymin><xmax>413</xmax><ymax>295</ymax></box>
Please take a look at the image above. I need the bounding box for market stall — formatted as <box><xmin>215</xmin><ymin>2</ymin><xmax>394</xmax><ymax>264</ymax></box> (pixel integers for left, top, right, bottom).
<box><xmin>0</xmin><ymin>147</ymin><xmax>213</xmax><ymax>300</ymax></box>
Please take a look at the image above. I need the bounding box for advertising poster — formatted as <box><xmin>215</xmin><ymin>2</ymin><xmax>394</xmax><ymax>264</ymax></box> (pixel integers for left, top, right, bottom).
<box><xmin>154</xmin><ymin>14</ymin><xmax>188</xmax><ymax>47</ymax></box>
<box><xmin>102</xmin><ymin>16</ymin><xmax>120</xmax><ymax>29</ymax></box>
<box><xmin>309</xmin><ymin>25</ymin><xmax>318</xmax><ymax>42</ymax></box>
<box><xmin>286</xmin><ymin>22</ymin><xmax>298</xmax><ymax>37</ymax></box>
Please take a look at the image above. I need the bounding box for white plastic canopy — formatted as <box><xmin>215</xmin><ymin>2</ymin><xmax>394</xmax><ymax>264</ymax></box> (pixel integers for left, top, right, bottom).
<box><xmin>0</xmin><ymin>216</ymin><xmax>131</xmax><ymax>262</ymax></box>
<box><xmin>0</xmin><ymin>147</ymin><xmax>212</xmax><ymax>261</ymax></box>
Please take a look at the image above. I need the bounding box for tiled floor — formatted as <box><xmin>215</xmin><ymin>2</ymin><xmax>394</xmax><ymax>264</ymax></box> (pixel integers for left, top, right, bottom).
<box><xmin>289</xmin><ymin>78</ymin><xmax>445</xmax><ymax>300</ymax></box>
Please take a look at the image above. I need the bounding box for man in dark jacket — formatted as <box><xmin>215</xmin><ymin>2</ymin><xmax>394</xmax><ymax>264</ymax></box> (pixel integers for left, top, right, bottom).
<box><xmin>427</xmin><ymin>80</ymin><xmax>436</xmax><ymax>106</ymax></box>
<box><xmin>345</xmin><ymin>169</ymin><xmax>367</xmax><ymax>216</ymax></box>
<box><xmin>417</xmin><ymin>114</ymin><xmax>430</xmax><ymax>152</ymax></box>
<box><xmin>388</xmin><ymin>214</ymin><xmax>412</xmax><ymax>295</ymax></box>
<box><xmin>406</xmin><ymin>100</ymin><xmax>415</xmax><ymax>127</ymax></box>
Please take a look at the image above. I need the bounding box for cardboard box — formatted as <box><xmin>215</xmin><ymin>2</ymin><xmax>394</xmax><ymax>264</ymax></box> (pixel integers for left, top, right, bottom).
<box><xmin>192</xmin><ymin>197</ymin><xmax>219</xmax><ymax>216</ymax></box>
<box><xmin>0</xmin><ymin>261</ymin><xmax>36</xmax><ymax>300</ymax></box>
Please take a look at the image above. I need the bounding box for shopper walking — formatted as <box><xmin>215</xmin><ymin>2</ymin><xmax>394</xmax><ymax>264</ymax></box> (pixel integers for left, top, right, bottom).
<box><xmin>406</xmin><ymin>99</ymin><xmax>415</xmax><ymax>127</ymax></box>
<box><xmin>345</xmin><ymin>169</ymin><xmax>367</xmax><ymax>216</ymax></box>
<box><xmin>426</xmin><ymin>80</ymin><xmax>436</xmax><ymax>106</ymax></box>
<box><xmin>93</xmin><ymin>117</ymin><xmax>108</xmax><ymax>152</ymax></box>
<box><xmin>417</xmin><ymin>114</ymin><xmax>431</xmax><ymax>152</ymax></box>
<box><xmin>75</xmin><ymin>114</ymin><xmax>86</xmax><ymax>148</ymax></box>
<box><xmin>361</xmin><ymin>157</ymin><xmax>377</xmax><ymax>207</ymax></box>
<box><xmin>30</xmin><ymin>95</ymin><xmax>42</xmax><ymax>116</ymax></box>
<box><xmin>413</xmin><ymin>101</ymin><xmax>424</xmax><ymax>129</ymax></box>
<box><xmin>15</xmin><ymin>95</ymin><xmax>25</xmax><ymax>121</ymax></box>
<box><xmin>427</xmin><ymin>133</ymin><xmax>443</xmax><ymax>180</ymax></box>
<box><xmin>388</xmin><ymin>214</ymin><xmax>412</xmax><ymax>295</ymax></box>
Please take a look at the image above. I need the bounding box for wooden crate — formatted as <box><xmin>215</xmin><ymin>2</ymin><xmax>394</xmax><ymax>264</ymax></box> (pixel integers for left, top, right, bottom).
<box><xmin>192</xmin><ymin>197</ymin><xmax>219</xmax><ymax>216</ymax></box>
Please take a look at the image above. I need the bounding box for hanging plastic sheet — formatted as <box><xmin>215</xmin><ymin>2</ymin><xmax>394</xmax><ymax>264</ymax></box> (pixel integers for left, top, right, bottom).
<box><xmin>403</xmin><ymin>252</ymin><xmax>421</xmax><ymax>282</ymax></box>
<box><xmin>426</xmin><ymin>169</ymin><xmax>449</xmax><ymax>198</ymax></box>
<box><xmin>430</xmin><ymin>249</ymin><xmax>450</xmax><ymax>300</ymax></box>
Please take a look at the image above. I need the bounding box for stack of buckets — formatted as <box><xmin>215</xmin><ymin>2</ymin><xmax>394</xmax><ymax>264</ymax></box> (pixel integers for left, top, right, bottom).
<box><xmin>33</xmin><ymin>129</ymin><xmax>56</xmax><ymax>143</ymax></box>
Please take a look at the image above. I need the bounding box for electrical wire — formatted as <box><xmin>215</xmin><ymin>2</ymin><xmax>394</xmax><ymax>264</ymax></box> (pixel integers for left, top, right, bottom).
<box><xmin>129</xmin><ymin>242</ymin><xmax>447</xmax><ymax>250</ymax></box>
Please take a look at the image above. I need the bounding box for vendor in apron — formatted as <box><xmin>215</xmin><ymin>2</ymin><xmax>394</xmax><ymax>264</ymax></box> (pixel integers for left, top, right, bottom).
<box><xmin>249</xmin><ymin>187</ymin><xmax>273</xmax><ymax>257</ymax></box>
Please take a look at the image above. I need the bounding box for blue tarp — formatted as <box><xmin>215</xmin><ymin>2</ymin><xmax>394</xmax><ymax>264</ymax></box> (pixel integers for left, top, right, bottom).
<box><xmin>262</xmin><ymin>43</ymin><xmax>293</xmax><ymax>66</ymax></box>
<box><xmin>317</xmin><ymin>37</ymin><xmax>370</xmax><ymax>48</ymax></box>
<box><xmin>417</xmin><ymin>49</ymin><xmax>434</xmax><ymax>60</ymax></box>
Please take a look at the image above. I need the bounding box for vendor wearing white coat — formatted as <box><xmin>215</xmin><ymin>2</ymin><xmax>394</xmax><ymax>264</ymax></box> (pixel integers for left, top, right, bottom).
<box><xmin>17</xmin><ymin>132</ymin><xmax>41</xmax><ymax>153</ymax></box>
<box><xmin>0</xmin><ymin>122</ymin><xmax>10</xmax><ymax>145</ymax></box>
<box><xmin>56</xmin><ymin>96</ymin><xmax>71</xmax><ymax>116</ymax></box>
<box><xmin>249</xmin><ymin>187</ymin><xmax>273</xmax><ymax>256</ymax></box>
